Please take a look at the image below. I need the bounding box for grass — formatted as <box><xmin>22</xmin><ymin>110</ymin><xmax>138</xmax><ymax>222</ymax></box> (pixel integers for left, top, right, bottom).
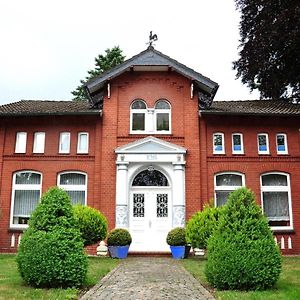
<box><xmin>182</xmin><ymin>256</ymin><xmax>300</xmax><ymax>300</ymax></box>
<box><xmin>0</xmin><ymin>254</ymin><xmax>119</xmax><ymax>300</ymax></box>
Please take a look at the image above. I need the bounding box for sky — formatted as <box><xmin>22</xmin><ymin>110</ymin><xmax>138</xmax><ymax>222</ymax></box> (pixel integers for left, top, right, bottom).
<box><xmin>0</xmin><ymin>0</ymin><xmax>259</xmax><ymax>105</ymax></box>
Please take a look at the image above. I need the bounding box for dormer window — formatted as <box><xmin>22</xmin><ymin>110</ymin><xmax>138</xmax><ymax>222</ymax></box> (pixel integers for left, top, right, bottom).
<box><xmin>130</xmin><ymin>99</ymin><xmax>171</xmax><ymax>134</ymax></box>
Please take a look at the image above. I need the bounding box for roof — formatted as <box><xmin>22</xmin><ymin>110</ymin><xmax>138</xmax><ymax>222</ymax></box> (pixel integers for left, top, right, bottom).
<box><xmin>85</xmin><ymin>46</ymin><xmax>219</xmax><ymax>98</ymax></box>
<box><xmin>0</xmin><ymin>100</ymin><xmax>101</xmax><ymax>116</ymax></box>
<box><xmin>200</xmin><ymin>100</ymin><xmax>300</xmax><ymax>116</ymax></box>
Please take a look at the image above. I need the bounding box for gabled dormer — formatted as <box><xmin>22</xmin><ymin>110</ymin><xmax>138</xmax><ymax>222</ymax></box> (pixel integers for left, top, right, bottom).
<box><xmin>85</xmin><ymin>46</ymin><xmax>219</xmax><ymax>110</ymax></box>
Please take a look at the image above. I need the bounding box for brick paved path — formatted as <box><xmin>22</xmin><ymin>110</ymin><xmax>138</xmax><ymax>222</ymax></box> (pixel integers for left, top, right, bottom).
<box><xmin>80</xmin><ymin>257</ymin><xmax>215</xmax><ymax>300</ymax></box>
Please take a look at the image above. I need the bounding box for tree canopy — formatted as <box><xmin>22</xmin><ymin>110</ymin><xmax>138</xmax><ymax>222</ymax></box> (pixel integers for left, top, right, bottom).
<box><xmin>72</xmin><ymin>46</ymin><xmax>125</xmax><ymax>101</ymax></box>
<box><xmin>233</xmin><ymin>0</ymin><xmax>300</xmax><ymax>101</ymax></box>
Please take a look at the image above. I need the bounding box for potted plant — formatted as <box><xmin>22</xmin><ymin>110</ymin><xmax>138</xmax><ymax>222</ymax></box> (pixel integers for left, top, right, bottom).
<box><xmin>166</xmin><ymin>227</ymin><xmax>187</xmax><ymax>259</ymax></box>
<box><xmin>107</xmin><ymin>228</ymin><xmax>132</xmax><ymax>259</ymax></box>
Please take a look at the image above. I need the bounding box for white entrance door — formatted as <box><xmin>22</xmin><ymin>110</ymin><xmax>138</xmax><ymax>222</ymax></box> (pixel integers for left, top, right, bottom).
<box><xmin>129</xmin><ymin>188</ymin><xmax>172</xmax><ymax>252</ymax></box>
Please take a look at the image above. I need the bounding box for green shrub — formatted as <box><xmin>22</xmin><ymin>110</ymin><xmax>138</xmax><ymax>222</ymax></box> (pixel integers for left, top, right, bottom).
<box><xmin>28</xmin><ymin>187</ymin><xmax>75</xmax><ymax>231</ymax></box>
<box><xmin>205</xmin><ymin>187</ymin><xmax>282</xmax><ymax>291</ymax></box>
<box><xmin>166</xmin><ymin>227</ymin><xmax>186</xmax><ymax>246</ymax></box>
<box><xmin>107</xmin><ymin>228</ymin><xmax>132</xmax><ymax>246</ymax></box>
<box><xmin>186</xmin><ymin>205</ymin><xmax>222</xmax><ymax>249</ymax></box>
<box><xmin>73</xmin><ymin>204</ymin><xmax>108</xmax><ymax>246</ymax></box>
<box><xmin>17</xmin><ymin>187</ymin><xmax>87</xmax><ymax>288</ymax></box>
<box><xmin>17</xmin><ymin>227</ymin><xmax>87</xmax><ymax>288</ymax></box>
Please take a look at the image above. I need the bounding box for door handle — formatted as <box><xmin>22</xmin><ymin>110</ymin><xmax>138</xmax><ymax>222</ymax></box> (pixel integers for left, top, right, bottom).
<box><xmin>149</xmin><ymin>220</ymin><xmax>152</xmax><ymax>228</ymax></box>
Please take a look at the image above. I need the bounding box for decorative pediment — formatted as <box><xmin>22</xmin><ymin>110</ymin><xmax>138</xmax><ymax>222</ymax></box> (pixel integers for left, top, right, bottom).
<box><xmin>115</xmin><ymin>136</ymin><xmax>186</xmax><ymax>154</ymax></box>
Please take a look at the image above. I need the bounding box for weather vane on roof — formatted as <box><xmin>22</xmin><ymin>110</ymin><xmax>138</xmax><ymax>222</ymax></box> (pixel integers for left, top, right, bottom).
<box><xmin>147</xmin><ymin>31</ymin><xmax>158</xmax><ymax>47</ymax></box>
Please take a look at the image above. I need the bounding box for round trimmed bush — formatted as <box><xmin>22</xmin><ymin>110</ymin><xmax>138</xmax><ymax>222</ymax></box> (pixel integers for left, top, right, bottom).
<box><xmin>107</xmin><ymin>228</ymin><xmax>132</xmax><ymax>246</ymax></box>
<box><xmin>205</xmin><ymin>187</ymin><xmax>282</xmax><ymax>291</ymax></box>
<box><xmin>186</xmin><ymin>205</ymin><xmax>222</xmax><ymax>249</ymax></box>
<box><xmin>17</xmin><ymin>227</ymin><xmax>87</xmax><ymax>288</ymax></box>
<box><xmin>166</xmin><ymin>227</ymin><xmax>186</xmax><ymax>246</ymax></box>
<box><xmin>73</xmin><ymin>204</ymin><xmax>108</xmax><ymax>246</ymax></box>
<box><xmin>17</xmin><ymin>187</ymin><xmax>88</xmax><ymax>288</ymax></box>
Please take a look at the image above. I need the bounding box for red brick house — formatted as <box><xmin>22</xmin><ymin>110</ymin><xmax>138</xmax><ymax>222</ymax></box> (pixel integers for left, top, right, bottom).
<box><xmin>0</xmin><ymin>46</ymin><xmax>299</xmax><ymax>254</ymax></box>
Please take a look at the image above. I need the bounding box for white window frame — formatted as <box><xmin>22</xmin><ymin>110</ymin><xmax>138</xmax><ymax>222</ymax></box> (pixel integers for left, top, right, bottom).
<box><xmin>276</xmin><ymin>133</ymin><xmax>288</xmax><ymax>155</ymax></box>
<box><xmin>57</xmin><ymin>171</ymin><xmax>87</xmax><ymax>205</ymax></box>
<box><xmin>214</xmin><ymin>172</ymin><xmax>245</xmax><ymax>207</ymax></box>
<box><xmin>130</xmin><ymin>99</ymin><xmax>172</xmax><ymax>135</ymax></box>
<box><xmin>260</xmin><ymin>172</ymin><xmax>293</xmax><ymax>231</ymax></box>
<box><xmin>59</xmin><ymin>132</ymin><xmax>71</xmax><ymax>154</ymax></box>
<box><xmin>154</xmin><ymin>100</ymin><xmax>171</xmax><ymax>134</ymax></box>
<box><xmin>33</xmin><ymin>132</ymin><xmax>45</xmax><ymax>154</ymax></box>
<box><xmin>257</xmin><ymin>133</ymin><xmax>269</xmax><ymax>154</ymax></box>
<box><xmin>77</xmin><ymin>132</ymin><xmax>89</xmax><ymax>154</ymax></box>
<box><xmin>213</xmin><ymin>133</ymin><xmax>225</xmax><ymax>154</ymax></box>
<box><xmin>10</xmin><ymin>170</ymin><xmax>42</xmax><ymax>229</ymax></box>
<box><xmin>15</xmin><ymin>132</ymin><xmax>27</xmax><ymax>153</ymax></box>
<box><xmin>232</xmin><ymin>133</ymin><xmax>244</xmax><ymax>154</ymax></box>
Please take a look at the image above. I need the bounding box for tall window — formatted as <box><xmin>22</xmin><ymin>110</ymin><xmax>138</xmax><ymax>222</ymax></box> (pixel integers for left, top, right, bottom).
<box><xmin>15</xmin><ymin>132</ymin><xmax>27</xmax><ymax>153</ymax></box>
<box><xmin>276</xmin><ymin>133</ymin><xmax>288</xmax><ymax>154</ymax></box>
<box><xmin>213</xmin><ymin>133</ymin><xmax>225</xmax><ymax>154</ymax></box>
<box><xmin>130</xmin><ymin>99</ymin><xmax>171</xmax><ymax>134</ymax></box>
<box><xmin>214</xmin><ymin>172</ymin><xmax>244</xmax><ymax>206</ymax></box>
<box><xmin>261</xmin><ymin>173</ymin><xmax>292</xmax><ymax>230</ymax></box>
<box><xmin>33</xmin><ymin>132</ymin><xmax>45</xmax><ymax>153</ymax></box>
<box><xmin>232</xmin><ymin>133</ymin><xmax>244</xmax><ymax>154</ymax></box>
<box><xmin>58</xmin><ymin>172</ymin><xmax>87</xmax><ymax>205</ymax></box>
<box><xmin>155</xmin><ymin>100</ymin><xmax>171</xmax><ymax>133</ymax></box>
<box><xmin>11</xmin><ymin>171</ymin><xmax>42</xmax><ymax>227</ymax></box>
<box><xmin>59</xmin><ymin>132</ymin><xmax>71</xmax><ymax>153</ymax></box>
<box><xmin>131</xmin><ymin>100</ymin><xmax>147</xmax><ymax>132</ymax></box>
<box><xmin>257</xmin><ymin>133</ymin><xmax>269</xmax><ymax>154</ymax></box>
<box><xmin>77</xmin><ymin>132</ymin><xmax>89</xmax><ymax>154</ymax></box>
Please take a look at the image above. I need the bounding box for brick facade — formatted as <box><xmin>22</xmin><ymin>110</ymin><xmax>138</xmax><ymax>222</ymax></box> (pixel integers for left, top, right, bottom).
<box><xmin>0</xmin><ymin>62</ymin><xmax>299</xmax><ymax>254</ymax></box>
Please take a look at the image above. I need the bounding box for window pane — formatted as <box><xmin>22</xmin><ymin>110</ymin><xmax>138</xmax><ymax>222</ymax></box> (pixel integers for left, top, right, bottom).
<box><xmin>131</xmin><ymin>100</ymin><xmax>146</xmax><ymax>109</ymax></box>
<box><xmin>214</xmin><ymin>134</ymin><xmax>223</xmax><ymax>151</ymax></box>
<box><xmin>277</xmin><ymin>135</ymin><xmax>286</xmax><ymax>151</ymax></box>
<box><xmin>15</xmin><ymin>172</ymin><xmax>41</xmax><ymax>184</ymax></box>
<box><xmin>216</xmin><ymin>174</ymin><xmax>242</xmax><ymax>186</ymax></box>
<box><xmin>258</xmin><ymin>135</ymin><xmax>267</xmax><ymax>151</ymax></box>
<box><xmin>33</xmin><ymin>132</ymin><xmax>45</xmax><ymax>153</ymax></box>
<box><xmin>155</xmin><ymin>100</ymin><xmax>170</xmax><ymax>109</ymax></box>
<box><xmin>233</xmin><ymin>135</ymin><xmax>241</xmax><ymax>151</ymax></box>
<box><xmin>132</xmin><ymin>113</ymin><xmax>145</xmax><ymax>131</ymax></box>
<box><xmin>66</xmin><ymin>191</ymin><xmax>85</xmax><ymax>205</ymax></box>
<box><xmin>262</xmin><ymin>174</ymin><xmax>287</xmax><ymax>186</ymax></box>
<box><xmin>15</xmin><ymin>132</ymin><xmax>27</xmax><ymax>153</ymax></box>
<box><xmin>132</xmin><ymin>170</ymin><xmax>169</xmax><ymax>186</ymax></box>
<box><xmin>60</xmin><ymin>173</ymin><xmax>86</xmax><ymax>185</ymax></box>
<box><xmin>13</xmin><ymin>190</ymin><xmax>40</xmax><ymax>217</ymax></box>
<box><xmin>263</xmin><ymin>192</ymin><xmax>289</xmax><ymax>220</ymax></box>
<box><xmin>60</xmin><ymin>133</ymin><xmax>70</xmax><ymax>152</ymax></box>
<box><xmin>78</xmin><ymin>133</ymin><xmax>88</xmax><ymax>152</ymax></box>
<box><xmin>156</xmin><ymin>113</ymin><xmax>169</xmax><ymax>131</ymax></box>
<box><xmin>216</xmin><ymin>191</ymin><xmax>231</xmax><ymax>206</ymax></box>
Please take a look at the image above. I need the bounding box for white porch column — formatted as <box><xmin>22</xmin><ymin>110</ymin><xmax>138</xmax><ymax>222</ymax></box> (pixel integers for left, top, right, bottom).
<box><xmin>172</xmin><ymin>162</ymin><xmax>186</xmax><ymax>227</ymax></box>
<box><xmin>115</xmin><ymin>158</ymin><xmax>129</xmax><ymax>228</ymax></box>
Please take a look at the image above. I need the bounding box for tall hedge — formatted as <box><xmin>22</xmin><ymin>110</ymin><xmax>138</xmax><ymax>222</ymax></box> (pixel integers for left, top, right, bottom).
<box><xmin>205</xmin><ymin>188</ymin><xmax>282</xmax><ymax>290</ymax></box>
<box><xmin>17</xmin><ymin>187</ymin><xmax>87</xmax><ymax>288</ymax></box>
<box><xmin>73</xmin><ymin>204</ymin><xmax>108</xmax><ymax>246</ymax></box>
<box><xmin>186</xmin><ymin>205</ymin><xmax>222</xmax><ymax>249</ymax></box>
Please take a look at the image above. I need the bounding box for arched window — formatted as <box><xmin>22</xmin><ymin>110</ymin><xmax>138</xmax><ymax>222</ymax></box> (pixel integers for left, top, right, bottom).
<box><xmin>11</xmin><ymin>171</ymin><xmax>42</xmax><ymax>227</ymax></box>
<box><xmin>130</xmin><ymin>99</ymin><xmax>147</xmax><ymax>132</ymax></box>
<box><xmin>58</xmin><ymin>172</ymin><xmax>87</xmax><ymax>205</ymax></box>
<box><xmin>214</xmin><ymin>172</ymin><xmax>245</xmax><ymax>206</ymax></box>
<box><xmin>260</xmin><ymin>172</ymin><xmax>292</xmax><ymax>229</ymax></box>
<box><xmin>155</xmin><ymin>99</ymin><xmax>171</xmax><ymax>132</ymax></box>
<box><xmin>132</xmin><ymin>169</ymin><xmax>169</xmax><ymax>186</ymax></box>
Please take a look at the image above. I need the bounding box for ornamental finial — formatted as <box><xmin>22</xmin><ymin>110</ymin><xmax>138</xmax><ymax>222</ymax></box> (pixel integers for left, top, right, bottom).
<box><xmin>147</xmin><ymin>31</ymin><xmax>158</xmax><ymax>48</ymax></box>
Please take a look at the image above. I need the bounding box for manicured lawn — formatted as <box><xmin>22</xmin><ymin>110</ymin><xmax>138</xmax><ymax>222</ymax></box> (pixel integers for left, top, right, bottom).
<box><xmin>0</xmin><ymin>254</ymin><xmax>119</xmax><ymax>300</ymax></box>
<box><xmin>182</xmin><ymin>256</ymin><xmax>300</xmax><ymax>300</ymax></box>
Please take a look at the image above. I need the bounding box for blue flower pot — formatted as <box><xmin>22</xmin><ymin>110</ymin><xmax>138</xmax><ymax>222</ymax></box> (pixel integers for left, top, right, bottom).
<box><xmin>108</xmin><ymin>245</ymin><xmax>130</xmax><ymax>259</ymax></box>
<box><xmin>170</xmin><ymin>246</ymin><xmax>185</xmax><ymax>259</ymax></box>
